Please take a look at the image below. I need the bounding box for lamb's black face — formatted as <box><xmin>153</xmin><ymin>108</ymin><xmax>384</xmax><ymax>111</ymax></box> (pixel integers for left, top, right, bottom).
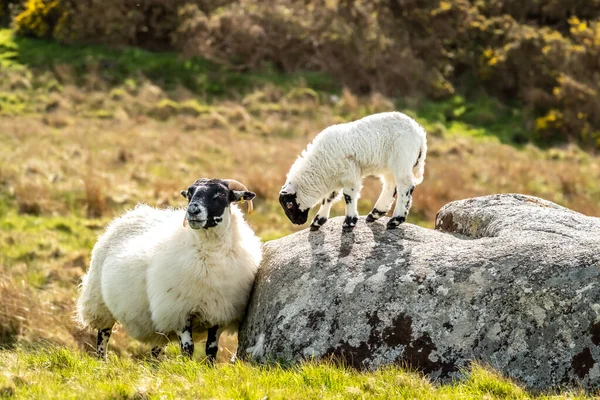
<box><xmin>279</xmin><ymin>192</ymin><xmax>309</xmax><ymax>225</ymax></box>
<box><xmin>181</xmin><ymin>178</ymin><xmax>255</xmax><ymax>230</ymax></box>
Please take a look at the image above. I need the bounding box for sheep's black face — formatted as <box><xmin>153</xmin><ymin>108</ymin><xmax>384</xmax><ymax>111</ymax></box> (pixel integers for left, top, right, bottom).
<box><xmin>181</xmin><ymin>179</ymin><xmax>255</xmax><ymax>230</ymax></box>
<box><xmin>279</xmin><ymin>192</ymin><xmax>309</xmax><ymax>225</ymax></box>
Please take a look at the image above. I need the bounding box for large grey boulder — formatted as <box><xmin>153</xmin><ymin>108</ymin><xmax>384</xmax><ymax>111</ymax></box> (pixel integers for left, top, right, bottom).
<box><xmin>238</xmin><ymin>194</ymin><xmax>600</xmax><ymax>391</ymax></box>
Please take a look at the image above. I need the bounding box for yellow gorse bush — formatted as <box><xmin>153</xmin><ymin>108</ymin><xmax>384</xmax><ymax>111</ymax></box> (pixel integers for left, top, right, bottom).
<box><xmin>14</xmin><ymin>0</ymin><xmax>70</xmax><ymax>38</ymax></box>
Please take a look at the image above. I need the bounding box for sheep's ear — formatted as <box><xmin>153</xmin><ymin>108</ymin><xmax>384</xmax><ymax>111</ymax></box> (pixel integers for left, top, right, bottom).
<box><xmin>180</xmin><ymin>190</ymin><xmax>188</xmax><ymax>199</ymax></box>
<box><xmin>230</xmin><ymin>190</ymin><xmax>256</xmax><ymax>202</ymax></box>
<box><xmin>231</xmin><ymin>191</ymin><xmax>255</xmax><ymax>214</ymax></box>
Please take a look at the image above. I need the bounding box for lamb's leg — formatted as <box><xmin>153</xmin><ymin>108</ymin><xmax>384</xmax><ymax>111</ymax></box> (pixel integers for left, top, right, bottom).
<box><xmin>387</xmin><ymin>177</ymin><xmax>415</xmax><ymax>229</ymax></box>
<box><xmin>177</xmin><ymin>315</ymin><xmax>194</xmax><ymax>359</ymax></box>
<box><xmin>151</xmin><ymin>346</ymin><xmax>164</xmax><ymax>359</ymax></box>
<box><xmin>96</xmin><ymin>326</ymin><xmax>113</xmax><ymax>360</ymax></box>
<box><xmin>342</xmin><ymin>185</ymin><xmax>360</xmax><ymax>233</ymax></box>
<box><xmin>310</xmin><ymin>191</ymin><xmax>339</xmax><ymax>231</ymax></box>
<box><xmin>205</xmin><ymin>325</ymin><xmax>219</xmax><ymax>362</ymax></box>
<box><xmin>366</xmin><ymin>176</ymin><xmax>397</xmax><ymax>222</ymax></box>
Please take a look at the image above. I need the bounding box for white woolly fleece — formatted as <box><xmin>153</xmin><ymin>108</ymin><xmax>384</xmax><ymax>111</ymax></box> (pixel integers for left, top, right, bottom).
<box><xmin>76</xmin><ymin>204</ymin><xmax>262</xmax><ymax>344</ymax></box>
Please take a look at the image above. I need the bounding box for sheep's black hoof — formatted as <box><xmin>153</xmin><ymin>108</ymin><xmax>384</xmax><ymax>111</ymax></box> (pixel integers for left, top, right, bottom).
<box><xmin>310</xmin><ymin>216</ymin><xmax>327</xmax><ymax>231</ymax></box>
<box><xmin>365</xmin><ymin>213</ymin><xmax>377</xmax><ymax>223</ymax></box>
<box><xmin>342</xmin><ymin>216</ymin><xmax>358</xmax><ymax>233</ymax></box>
<box><xmin>386</xmin><ymin>216</ymin><xmax>406</xmax><ymax>230</ymax></box>
<box><xmin>180</xmin><ymin>342</ymin><xmax>194</xmax><ymax>359</ymax></box>
<box><xmin>205</xmin><ymin>354</ymin><xmax>217</xmax><ymax>365</ymax></box>
<box><xmin>151</xmin><ymin>346</ymin><xmax>164</xmax><ymax>359</ymax></box>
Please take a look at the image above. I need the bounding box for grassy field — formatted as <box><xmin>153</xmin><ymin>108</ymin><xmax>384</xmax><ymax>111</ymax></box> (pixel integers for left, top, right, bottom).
<box><xmin>1</xmin><ymin>29</ymin><xmax>600</xmax><ymax>398</ymax></box>
<box><xmin>0</xmin><ymin>347</ymin><xmax>592</xmax><ymax>399</ymax></box>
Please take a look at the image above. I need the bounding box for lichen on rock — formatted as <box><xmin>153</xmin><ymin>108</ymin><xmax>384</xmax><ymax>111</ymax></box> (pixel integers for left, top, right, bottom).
<box><xmin>238</xmin><ymin>194</ymin><xmax>600</xmax><ymax>392</ymax></box>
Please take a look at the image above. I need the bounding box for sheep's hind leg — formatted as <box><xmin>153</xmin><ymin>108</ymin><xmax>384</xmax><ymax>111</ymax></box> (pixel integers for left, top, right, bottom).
<box><xmin>151</xmin><ymin>346</ymin><xmax>164</xmax><ymax>359</ymax></box>
<box><xmin>342</xmin><ymin>185</ymin><xmax>360</xmax><ymax>233</ymax></box>
<box><xmin>96</xmin><ymin>326</ymin><xmax>113</xmax><ymax>360</ymax></box>
<box><xmin>205</xmin><ymin>325</ymin><xmax>219</xmax><ymax>362</ymax></box>
<box><xmin>387</xmin><ymin>177</ymin><xmax>414</xmax><ymax>230</ymax></box>
<box><xmin>177</xmin><ymin>315</ymin><xmax>194</xmax><ymax>359</ymax></box>
<box><xmin>366</xmin><ymin>176</ymin><xmax>397</xmax><ymax>223</ymax></box>
<box><xmin>310</xmin><ymin>191</ymin><xmax>339</xmax><ymax>231</ymax></box>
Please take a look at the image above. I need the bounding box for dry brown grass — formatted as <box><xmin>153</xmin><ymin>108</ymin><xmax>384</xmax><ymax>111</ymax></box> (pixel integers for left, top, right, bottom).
<box><xmin>0</xmin><ymin>273</ymin><xmax>80</xmax><ymax>348</ymax></box>
<box><xmin>0</xmin><ymin>81</ymin><xmax>599</xmax><ymax>356</ymax></box>
<box><xmin>83</xmin><ymin>162</ymin><xmax>107</xmax><ymax>218</ymax></box>
<box><xmin>0</xmin><ymin>243</ymin><xmax>148</xmax><ymax>355</ymax></box>
<box><xmin>414</xmin><ymin>140</ymin><xmax>600</xmax><ymax>221</ymax></box>
<box><xmin>14</xmin><ymin>181</ymin><xmax>46</xmax><ymax>215</ymax></box>
<box><xmin>1</xmin><ymin>83</ymin><xmax>599</xmax><ymax>229</ymax></box>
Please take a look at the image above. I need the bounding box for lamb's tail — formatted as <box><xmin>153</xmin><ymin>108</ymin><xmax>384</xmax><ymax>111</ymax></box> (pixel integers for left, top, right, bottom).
<box><xmin>412</xmin><ymin>138</ymin><xmax>427</xmax><ymax>185</ymax></box>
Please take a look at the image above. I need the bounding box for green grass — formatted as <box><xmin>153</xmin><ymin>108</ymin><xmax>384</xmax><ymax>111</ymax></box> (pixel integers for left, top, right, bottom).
<box><xmin>0</xmin><ymin>212</ymin><xmax>101</xmax><ymax>266</ymax></box>
<box><xmin>0</xmin><ymin>212</ymin><xmax>103</xmax><ymax>289</ymax></box>
<box><xmin>0</xmin><ymin>347</ymin><xmax>589</xmax><ymax>400</ymax></box>
<box><xmin>399</xmin><ymin>94</ymin><xmax>532</xmax><ymax>145</ymax></box>
<box><xmin>0</xmin><ymin>29</ymin><xmax>336</xmax><ymax>97</ymax></box>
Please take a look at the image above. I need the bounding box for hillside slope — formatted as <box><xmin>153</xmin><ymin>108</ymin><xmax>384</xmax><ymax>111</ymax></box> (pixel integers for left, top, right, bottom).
<box><xmin>0</xmin><ymin>29</ymin><xmax>599</xmax><ymax>399</ymax></box>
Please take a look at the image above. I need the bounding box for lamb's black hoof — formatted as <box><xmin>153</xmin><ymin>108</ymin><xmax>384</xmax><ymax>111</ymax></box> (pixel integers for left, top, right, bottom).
<box><xmin>310</xmin><ymin>216</ymin><xmax>327</xmax><ymax>231</ymax></box>
<box><xmin>366</xmin><ymin>209</ymin><xmax>386</xmax><ymax>223</ymax></box>
<box><xmin>386</xmin><ymin>216</ymin><xmax>406</xmax><ymax>230</ymax></box>
<box><xmin>342</xmin><ymin>216</ymin><xmax>358</xmax><ymax>233</ymax></box>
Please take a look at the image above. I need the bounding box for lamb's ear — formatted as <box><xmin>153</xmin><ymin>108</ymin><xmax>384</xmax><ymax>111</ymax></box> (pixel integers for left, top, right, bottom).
<box><xmin>280</xmin><ymin>183</ymin><xmax>295</xmax><ymax>195</ymax></box>
<box><xmin>180</xmin><ymin>190</ymin><xmax>188</xmax><ymax>199</ymax></box>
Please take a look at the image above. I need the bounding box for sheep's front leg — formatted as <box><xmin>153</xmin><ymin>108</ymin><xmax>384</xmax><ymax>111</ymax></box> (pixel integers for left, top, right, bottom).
<box><xmin>96</xmin><ymin>326</ymin><xmax>113</xmax><ymax>360</ymax></box>
<box><xmin>366</xmin><ymin>179</ymin><xmax>397</xmax><ymax>222</ymax></box>
<box><xmin>388</xmin><ymin>180</ymin><xmax>415</xmax><ymax>229</ymax></box>
<box><xmin>205</xmin><ymin>325</ymin><xmax>219</xmax><ymax>362</ymax></box>
<box><xmin>342</xmin><ymin>186</ymin><xmax>360</xmax><ymax>233</ymax></box>
<box><xmin>177</xmin><ymin>315</ymin><xmax>194</xmax><ymax>359</ymax></box>
<box><xmin>310</xmin><ymin>191</ymin><xmax>339</xmax><ymax>231</ymax></box>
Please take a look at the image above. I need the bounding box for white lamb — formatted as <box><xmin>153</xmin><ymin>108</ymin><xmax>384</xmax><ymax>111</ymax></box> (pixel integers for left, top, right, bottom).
<box><xmin>279</xmin><ymin>111</ymin><xmax>427</xmax><ymax>231</ymax></box>
<box><xmin>76</xmin><ymin>178</ymin><xmax>261</xmax><ymax>360</ymax></box>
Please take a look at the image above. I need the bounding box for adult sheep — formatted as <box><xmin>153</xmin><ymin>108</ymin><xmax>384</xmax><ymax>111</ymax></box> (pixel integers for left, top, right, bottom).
<box><xmin>76</xmin><ymin>178</ymin><xmax>261</xmax><ymax>361</ymax></box>
<box><xmin>279</xmin><ymin>112</ymin><xmax>427</xmax><ymax>231</ymax></box>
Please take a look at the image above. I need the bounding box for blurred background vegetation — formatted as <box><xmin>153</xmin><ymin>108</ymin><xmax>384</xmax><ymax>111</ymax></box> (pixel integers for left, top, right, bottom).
<box><xmin>3</xmin><ymin>0</ymin><xmax>600</xmax><ymax>148</ymax></box>
<box><xmin>0</xmin><ymin>1</ymin><xmax>599</xmax><ymax>397</ymax></box>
